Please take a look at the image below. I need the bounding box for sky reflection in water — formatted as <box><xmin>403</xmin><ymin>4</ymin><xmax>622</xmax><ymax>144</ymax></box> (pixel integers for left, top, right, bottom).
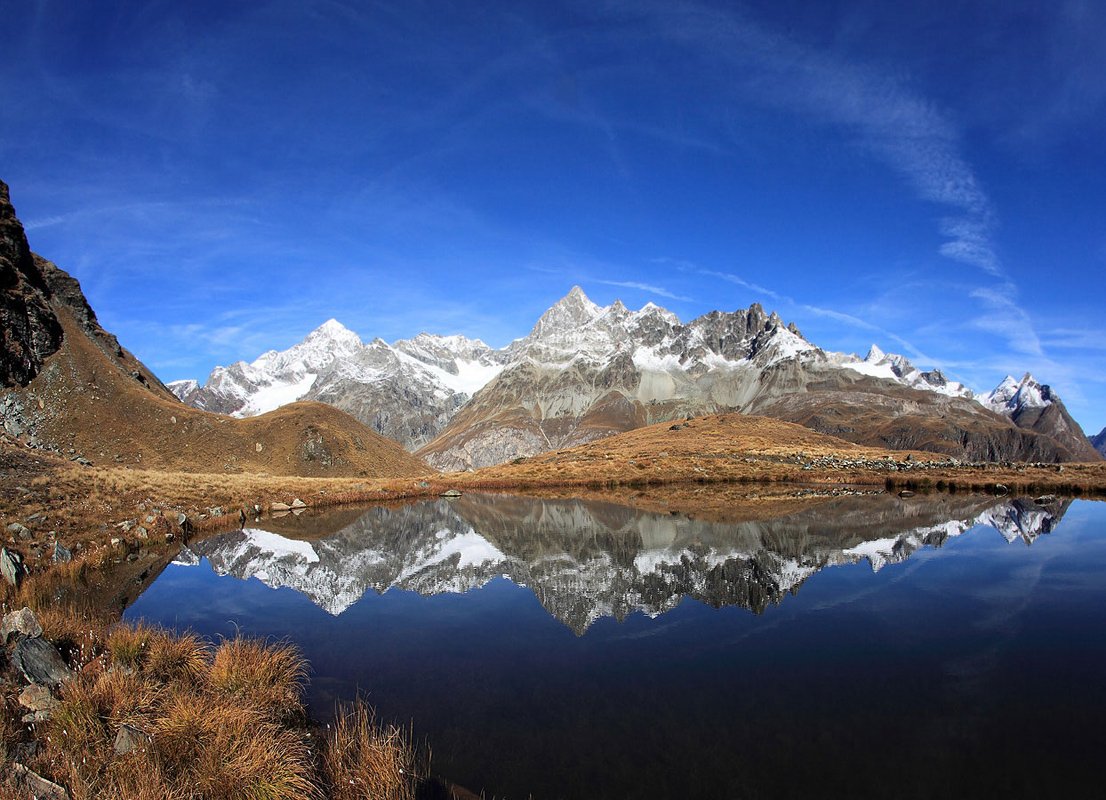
<box><xmin>126</xmin><ymin>493</ymin><xmax>1106</xmax><ymax>799</ymax></box>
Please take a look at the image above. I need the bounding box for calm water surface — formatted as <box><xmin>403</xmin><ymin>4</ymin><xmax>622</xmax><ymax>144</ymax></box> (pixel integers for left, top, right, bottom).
<box><xmin>126</xmin><ymin>492</ymin><xmax>1106</xmax><ymax>799</ymax></box>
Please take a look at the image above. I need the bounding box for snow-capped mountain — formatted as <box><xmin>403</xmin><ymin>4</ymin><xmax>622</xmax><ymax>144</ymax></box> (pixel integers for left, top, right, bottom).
<box><xmin>178</xmin><ymin>493</ymin><xmax>1069</xmax><ymax>633</ymax></box>
<box><xmin>170</xmin><ymin>319</ymin><xmax>507</xmax><ymax>449</ymax></box>
<box><xmin>979</xmin><ymin>373</ymin><xmax>1052</xmax><ymax>414</ymax></box>
<box><xmin>172</xmin><ymin>287</ymin><xmax>1099</xmax><ymax>467</ymax></box>
<box><xmin>828</xmin><ymin>344</ymin><xmax>973</xmax><ymax>399</ymax></box>
<box><xmin>973</xmin><ymin>372</ymin><xmax>1098</xmax><ymax>460</ymax></box>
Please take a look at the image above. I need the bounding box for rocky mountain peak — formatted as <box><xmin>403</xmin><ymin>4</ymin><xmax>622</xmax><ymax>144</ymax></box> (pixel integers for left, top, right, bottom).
<box><xmin>865</xmin><ymin>344</ymin><xmax>886</xmax><ymax>363</ymax></box>
<box><xmin>982</xmin><ymin>373</ymin><xmax>1051</xmax><ymax>414</ymax></box>
<box><xmin>529</xmin><ymin>285</ymin><xmax>602</xmax><ymax>339</ymax></box>
<box><xmin>309</xmin><ymin>318</ymin><xmax>360</xmax><ymax>343</ymax></box>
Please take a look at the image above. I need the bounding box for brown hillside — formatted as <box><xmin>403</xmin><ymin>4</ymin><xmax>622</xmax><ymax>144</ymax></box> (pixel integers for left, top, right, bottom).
<box><xmin>8</xmin><ymin>305</ymin><xmax>430</xmax><ymax>477</ymax></box>
<box><xmin>466</xmin><ymin>412</ymin><xmax>906</xmax><ymax>485</ymax></box>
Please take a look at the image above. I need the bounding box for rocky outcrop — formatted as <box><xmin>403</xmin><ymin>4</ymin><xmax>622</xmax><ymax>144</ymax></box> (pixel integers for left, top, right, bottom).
<box><xmin>0</xmin><ymin>180</ymin><xmax>63</xmax><ymax>387</ymax></box>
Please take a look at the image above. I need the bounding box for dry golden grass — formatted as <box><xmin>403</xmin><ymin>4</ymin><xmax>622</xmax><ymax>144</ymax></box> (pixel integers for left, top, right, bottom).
<box><xmin>40</xmin><ymin>632</ymin><xmax>324</xmax><ymax>800</ymax></box>
<box><xmin>322</xmin><ymin>702</ymin><xmax>422</xmax><ymax>800</ymax></box>
<box><xmin>207</xmin><ymin>638</ymin><xmax>308</xmax><ymax>723</ymax></box>
<box><xmin>153</xmin><ymin>693</ymin><xmax>320</xmax><ymax>800</ymax></box>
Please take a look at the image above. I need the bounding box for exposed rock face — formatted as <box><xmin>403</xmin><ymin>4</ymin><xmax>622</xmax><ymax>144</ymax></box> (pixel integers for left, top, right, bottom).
<box><xmin>1092</xmin><ymin>427</ymin><xmax>1106</xmax><ymax>457</ymax></box>
<box><xmin>418</xmin><ymin>289</ymin><xmax>1091</xmax><ymax>469</ymax></box>
<box><xmin>0</xmin><ymin>180</ymin><xmax>63</xmax><ymax>386</ymax></box>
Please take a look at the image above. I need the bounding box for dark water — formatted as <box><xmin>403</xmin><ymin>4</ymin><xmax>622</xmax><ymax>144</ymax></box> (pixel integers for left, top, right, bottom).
<box><xmin>125</xmin><ymin>492</ymin><xmax>1106</xmax><ymax>799</ymax></box>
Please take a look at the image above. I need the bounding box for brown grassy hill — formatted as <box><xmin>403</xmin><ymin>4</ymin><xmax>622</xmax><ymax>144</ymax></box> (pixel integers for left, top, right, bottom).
<box><xmin>464</xmin><ymin>411</ymin><xmax>911</xmax><ymax>485</ymax></box>
<box><xmin>7</xmin><ymin>304</ymin><xmax>430</xmax><ymax>478</ymax></box>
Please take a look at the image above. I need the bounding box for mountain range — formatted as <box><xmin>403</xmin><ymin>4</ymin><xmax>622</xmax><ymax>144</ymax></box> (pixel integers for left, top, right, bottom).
<box><xmin>171</xmin><ymin>286</ymin><xmax>1100</xmax><ymax>468</ymax></box>
<box><xmin>178</xmin><ymin>492</ymin><xmax>1069</xmax><ymax>634</ymax></box>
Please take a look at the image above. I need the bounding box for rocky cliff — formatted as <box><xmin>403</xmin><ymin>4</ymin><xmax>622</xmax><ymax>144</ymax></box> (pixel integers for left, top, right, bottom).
<box><xmin>0</xmin><ymin>181</ymin><xmax>63</xmax><ymax>387</ymax></box>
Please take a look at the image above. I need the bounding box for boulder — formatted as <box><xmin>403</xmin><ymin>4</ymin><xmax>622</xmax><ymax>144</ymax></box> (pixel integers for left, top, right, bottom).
<box><xmin>114</xmin><ymin>723</ymin><xmax>153</xmax><ymax>755</ymax></box>
<box><xmin>53</xmin><ymin>540</ymin><xmax>72</xmax><ymax>563</ymax></box>
<box><xmin>12</xmin><ymin>636</ymin><xmax>72</xmax><ymax>686</ymax></box>
<box><xmin>1</xmin><ymin>546</ymin><xmax>25</xmax><ymax>586</ymax></box>
<box><xmin>290</xmin><ymin>498</ymin><xmax>308</xmax><ymax>509</ymax></box>
<box><xmin>18</xmin><ymin>683</ymin><xmax>58</xmax><ymax>712</ymax></box>
<box><xmin>2</xmin><ymin>607</ymin><xmax>43</xmax><ymax>641</ymax></box>
<box><xmin>9</xmin><ymin>764</ymin><xmax>69</xmax><ymax>800</ymax></box>
<box><xmin>271</xmin><ymin>502</ymin><xmax>291</xmax><ymax>512</ymax></box>
<box><xmin>439</xmin><ymin>489</ymin><xmax>463</xmax><ymax>498</ymax></box>
<box><xmin>7</xmin><ymin>522</ymin><xmax>33</xmax><ymax>541</ymax></box>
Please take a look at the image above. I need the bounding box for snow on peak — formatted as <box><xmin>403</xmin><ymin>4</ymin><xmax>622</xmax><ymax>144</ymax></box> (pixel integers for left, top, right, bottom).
<box><xmin>760</xmin><ymin>325</ymin><xmax>816</xmax><ymax>365</ymax></box>
<box><xmin>527</xmin><ymin>286</ymin><xmax>605</xmax><ymax>342</ymax></box>
<box><xmin>830</xmin><ymin>345</ymin><xmax>974</xmax><ymax>399</ymax></box>
<box><xmin>634</xmin><ymin>301</ymin><xmax>681</xmax><ymax>326</ymax></box>
<box><xmin>865</xmin><ymin>344</ymin><xmax>886</xmax><ymax>363</ymax></box>
<box><xmin>168</xmin><ymin>379</ymin><xmax>199</xmax><ymax>400</ymax></box>
<box><xmin>305</xmin><ymin>318</ymin><xmax>360</xmax><ymax>345</ymax></box>
<box><xmin>981</xmin><ymin>373</ymin><xmax>1051</xmax><ymax>415</ymax></box>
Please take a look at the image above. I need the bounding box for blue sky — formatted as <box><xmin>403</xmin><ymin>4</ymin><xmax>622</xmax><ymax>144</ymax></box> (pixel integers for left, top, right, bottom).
<box><xmin>2</xmin><ymin>0</ymin><xmax>1104</xmax><ymax>432</ymax></box>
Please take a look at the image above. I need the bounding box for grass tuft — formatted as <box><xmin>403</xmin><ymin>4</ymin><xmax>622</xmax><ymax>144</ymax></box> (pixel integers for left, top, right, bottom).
<box><xmin>322</xmin><ymin>701</ymin><xmax>422</xmax><ymax>800</ymax></box>
<box><xmin>208</xmin><ymin>638</ymin><xmax>307</xmax><ymax>722</ymax></box>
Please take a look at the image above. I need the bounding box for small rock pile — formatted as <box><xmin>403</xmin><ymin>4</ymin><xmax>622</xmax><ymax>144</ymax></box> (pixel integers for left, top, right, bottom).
<box><xmin>2</xmin><ymin>606</ymin><xmax>72</xmax><ymax>798</ymax></box>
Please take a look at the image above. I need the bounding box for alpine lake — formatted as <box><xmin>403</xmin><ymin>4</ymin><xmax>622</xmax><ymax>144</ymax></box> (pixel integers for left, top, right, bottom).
<box><xmin>124</xmin><ymin>489</ymin><xmax>1106</xmax><ymax>799</ymax></box>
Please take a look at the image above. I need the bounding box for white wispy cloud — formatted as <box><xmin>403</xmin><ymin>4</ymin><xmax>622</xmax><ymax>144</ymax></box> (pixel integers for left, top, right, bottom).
<box><xmin>699</xmin><ymin>269</ymin><xmax>790</xmax><ymax>303</ymax></box>
<box><xmin>969</xmin><ymin>286</ymin><xmax>1044</xmax><ymax>357</ymax></box>
<box><xmin>630</xmin><ymin>1</ymin><xmax>1041</xmax><ymax>362</ymax></box>
<box><xmin>1042</xmin><ymin>328</ymin><xmax>1106</xmax><ymax>350</ymax></box>
<box><xmin>592</xmin><ymin>278</ymin><xmax>690</xmax><ymax>301</ymax></box>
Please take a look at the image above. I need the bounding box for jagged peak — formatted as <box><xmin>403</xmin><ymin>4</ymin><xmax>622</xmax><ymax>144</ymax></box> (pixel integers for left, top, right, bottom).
<box><xmin>563</xmin><ymin>284</ymin><xmax>594</xmax><ymax>304</ymax></box>
<box><xmin>865</xmin><ymin>344</ymin><xmax>886</xmax><ymax>363</ymax></box>
<box><xmin>528</xmin><ymin>286</ymin><xmax>603</xmax><ymax>338</ymax></box>
<box><xmin>981</xmin><ymin>372</ymin><xmax>1053</xmax><ymax>413</ymax></box>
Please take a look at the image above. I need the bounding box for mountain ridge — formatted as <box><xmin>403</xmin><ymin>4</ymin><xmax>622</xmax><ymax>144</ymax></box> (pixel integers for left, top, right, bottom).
<box><xmin>173</xmin><ymin>286</ymin><xmax>1098</xmax><ymax>467</ymax></box>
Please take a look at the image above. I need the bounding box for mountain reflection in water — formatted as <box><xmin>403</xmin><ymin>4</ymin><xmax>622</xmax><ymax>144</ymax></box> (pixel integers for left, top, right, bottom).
<box><xmin>129</xmin><ymin>492</ymin><xmax>1106</xmax><ymax>799</ymax></box>
<box><xmin>174</xmin><ymin>492</ymin><xmax>1067</xmax><ymax>633</ymax></box>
